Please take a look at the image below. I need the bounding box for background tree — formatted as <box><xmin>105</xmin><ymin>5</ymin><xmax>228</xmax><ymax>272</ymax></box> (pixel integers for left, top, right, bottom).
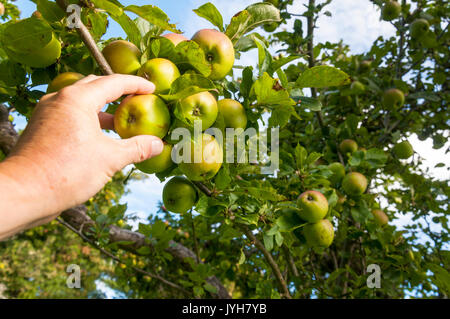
<box><xmin>0</xmin><ymin>0</ymin><xmax>448</xmax><ymax>299</ymax></box>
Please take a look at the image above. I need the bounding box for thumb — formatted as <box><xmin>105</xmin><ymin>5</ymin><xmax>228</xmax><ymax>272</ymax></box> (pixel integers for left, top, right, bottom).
<box><xmin>117</xmin><ymin>135</ymin><xmax>164</xmax><ymax>167</ymax></box>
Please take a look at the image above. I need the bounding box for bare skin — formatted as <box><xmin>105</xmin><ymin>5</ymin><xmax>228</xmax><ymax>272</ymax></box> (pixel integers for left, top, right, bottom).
<box><xmin>0</xmin><ymin>74</ymin><xmax>164</xmax><ymax>240</ymax></box>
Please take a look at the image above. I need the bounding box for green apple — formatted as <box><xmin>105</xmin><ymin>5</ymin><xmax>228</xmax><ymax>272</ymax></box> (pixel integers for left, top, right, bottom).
<box><xmin>382</xmin><ymin>88</ymin><xmax>405</xmax><ymax>108</ymax></box>
<box><xmin>178</xmin><ymin>133</ymin><xmax>223</xmax><ymax>181</ymax></box>
<box><xmin>303</xmin><ymin>219</ymin><xmax>335</xmax><ymax>248</ymax></box>
<box><xmin>177</xmin><ymin>91</ymin><xmax>218</xmax><ymax>131</ymax></box>
<box><xmin>47</xmin><ymin>72</ymin><xmax>84</xmax><ymax>93</ymax></box>
<box><xmin>114</xmin><ymin>94</ymin><xmax>171</xmax><ymax>139</ymax></box>
<box><xmin>4</xmin><ymin>33</ymin><xmax>61</xmax><ymax>68</ymax></box>
<box><xmin>359</xmin><ymin>60</ymin><xmax>372</xmax><ymax>73</ymax></box>
<box><xmin>328</xmin><ymin>162</ymin><xmax>346</xmax><ymax>184</ymax></box>
<box><xmin>217</xmin><ymin>99</ymin><xmax>247</xmax><ymax>129</ymax></box>
<box><xmin>381</xmin><ymin>1</ymin><xmax>401</xmax><ymax>21</ymax></box>
<box><xmin>410</xmin><ymin>19</ymin><xmax>430</xmax><ymax>39</ymax></box>
<box><xmin>162</xmin><ymin>176</ymin><xmax>198</xmax><ymax>214</ymax></box>
<box><xmin>393</xmin><ymin>140</ymin><xmax>413</xmax><ymax>159</ymax></box>
<box><xmin>102</xmin><ymin>40</ymin><xmax>141</xmax><ymax>75</ymax></box>
<box><xmin>350</xmin><ymin>81</ymin><xmax>365</xmax><ymax>95</ymax></box>
<box><xmin>342</xmin><ymin>172</ymin><xmax>368</xmax><ymax>196</ymax></box>
<box><xmin>339</xmin><ymin>139</ymin><xmax>358</xmax><ymax>154</ymax></box>
<box><xmin>372</xmin><ymin>209</ymin><xmax>389</xmax><ymax>226</ymax></box>
<box><xmin>162</xmin><ymin>33</ymin><xmax>188</xmax><ymax>46</ymax></box>
<box><xmin>135</xmin><ymin>143</ymin><xmax>174</xmax><ymax>174</ymax></box>
<box><xmin>192</xmin><ymin>29</ymin><xmax>235</xmax><ymax>80</ymax></box>
<box><xmin>264</xmin><ymin>22</ymin><xmax>280</xmax><ymax>32</ymax></box>
<box><xmin>421</xmin><ymin>31</ymin><xmax>438</xmax><ymax>48</ymax></box>
<box><xmin>137</xmin><ymin>58</ymin><xmax>180</xmax><ymax>94</ymax></box>
<box><xmin>297</xmin><ymin>190</ymin><xmax>329</xmax><ymax>223</ymax></box>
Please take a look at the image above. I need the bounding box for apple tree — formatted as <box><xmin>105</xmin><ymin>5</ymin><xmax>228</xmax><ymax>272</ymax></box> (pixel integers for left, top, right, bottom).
<box><xmin>0</xmin><ymin>0</ymin><xmax>448</xmax><ymax>299</ymax></box>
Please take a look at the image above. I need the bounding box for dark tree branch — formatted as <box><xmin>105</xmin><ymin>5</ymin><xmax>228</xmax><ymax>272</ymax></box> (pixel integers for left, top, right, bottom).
<box><xmin>57</xmin><ymin>217</ymin><xmax>191</xmax><ymax>296</ymax></box>
<box><xmin>243</xmin><ymin>226</ymin><xmax>292</xmax><ymax>299</ymax></box>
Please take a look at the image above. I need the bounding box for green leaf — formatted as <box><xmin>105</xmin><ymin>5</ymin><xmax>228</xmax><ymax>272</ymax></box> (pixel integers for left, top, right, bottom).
<box><xmin>160</xmin><ymin>72</ymin><xmax>214</xmax><ymax>102</ymax></box>
<box><xmin>238</xmin><ymin>250</ymin><xmax>246</xmax><ymax>265</ymax></box>
<box><xmin>0</xmin><ymin>60</ymin><xmax>27</xmax><ymax>86</ymax></box>
<box><xmin>110</xmin><ymin>13</ymin><xmax>141</xmax><ymax>46</ymax></box>
<box><xmin>36</xmin><ymin>0</ymin><xmax>65</xmax><ymax>22</ymax></box>
<box><xmin>215</xmin><ymin>165</ymin><xmax>232</xmax><ymax>190</ymax></box>
<box><xmin>91</xmin><ymin>0</ymin><xmax>123</xmax><ymax>16</ymax></box>
<box><xmin>170</xmin><ymin>41</ymin><xmax>211</xmax><ymax>77</ymax></box>
<box><xmin>296</xmin><ymin>65</ymin><xmax>350</xmax><ymax>88</ymax></box>
<box><xmin>203</xmin><ymin>282</ymin><xmax>218</xmax><ymax>294</ymax></box>
<box><xmin>240</xmin><ymin>67</ymin><xmax>254</xmax><ymax>98</ymax></box>
<box><xmin>226</xmin><ymin>3</ymin><xmax>280</xmax><ymax>43</ymax></box>
<box><xmin>269</xmin><ymin>55</ymin><xmax>301</xmax><ymax>75</ymax></box>
<box><xmin>294</xmin><ymin>96</ymin><xmax>322</xmax><ymax>111</ymax></box>
<box><xmin>275</xmin><ymin>232</ymin><xmax>284</xmax><ymax>247</ymax></box>
<box><xmin>1</xmin><ymin>17</ymin><xmax>53</xmax><ymax>53</ymax></box>
<box><xmin>125</xmin><ymin>5</ymin><xmax>180</xmax><ymax>33</ymax></box>
<box><xmin>252</xmin><ymin>35</ymin><xmax>272</xmax><ymax>75</ymax></box>
<box><xmin>252</xmin><ymin>72</ymin><xmax>296</xmax><ymax>107</ymax></box>
<box><xmin>193</xmin><ymin>2</ymin><xmax>224</xmax><ymax>31</ymax></box>
<box><xmin>263</xmin><ymin>233</ymin><xmax>274</xmax><ymax>251</ymax></box>
<box><xmin>427</xmin><ymin>264</ymin><xmax>450</xmax><ymax>295</ymax></box>
<box><xmin>269</xmin><ymin>104</ymin><xmax>296</xmax><ymax>128</ymax></box>
<box><xmin>295</xmin><ymin>144</ymin><xmax>307</xmax><ymax>169</ymax></box>
<box><xmin>276</xmin><ymin>208</ymin><xmax>306</xmax><ymax>232</ymax></box>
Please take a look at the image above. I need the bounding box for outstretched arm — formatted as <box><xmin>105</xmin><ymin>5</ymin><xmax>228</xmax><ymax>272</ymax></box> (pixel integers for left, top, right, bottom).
<box><xmin>0</xmin><ymin>74</ymin><xmax>163</xmax><ymax>240</ymax></box>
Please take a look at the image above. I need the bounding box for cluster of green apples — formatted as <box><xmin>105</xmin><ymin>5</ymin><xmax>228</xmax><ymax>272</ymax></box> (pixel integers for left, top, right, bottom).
<box><xmin>296</xmin><ymin>190</ymin><xmax>334</xmax><ymax>248</ymax></box>
<box><xmin>45</xmin><ymin>29</ymin><xmax>250</xmax><ymax>215</ymax></box>
<box><xmin>381</xmin><ymin>1</ymin><xmax>437</xmax><ymax>48</ymax></box>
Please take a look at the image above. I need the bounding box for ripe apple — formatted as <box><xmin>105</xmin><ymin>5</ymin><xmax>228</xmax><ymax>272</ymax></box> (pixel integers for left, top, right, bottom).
<box><xmin>137</xmin><ymin>58</ymin><xmax>180</xmax><ymax>94</ymax></box>
<box><xmin>191</xmin><ymin>29</ymin><xmax>235</xmax><ymax>80</ymax></box>
<box><xmin>47</xmin><ymin>72</ymin><xmax>84</xmax><ymax>93</ymax></box>
<box><xmin>217</xmin><ymin>99</ymin><xmax>247</xmax><ymax>129</ymax></box>
<box><xmin>5</xmin><ymin>34</ymin><xmax>61</xmax><ymax>68</ymax></box>
<box><xmin>328</xmin><ymin>162</ymin><xmax>346</xmax><ymax>184</ymax></box>
<box><xmin>0</xmin><ymin>3</ymin><xmax>4</xmax><ymax>16</ymax></box>
<box><xmin>410</xmin><ymin>19</ymin><xmax>430</xmax><ymax>39</ymax></box>
<box><xmin>162</xmin><ymin>33</ymin><xmax>188</xmax><ymax>46</ymax></box>
<box><xmin>382</xmin><ymin>88</ymin><xmax>405</xmax><ymax>108</ymax></box>
<box><xmin>303</xmin><ymin>219</ymin><xmax>335</xmax><ymax>248</ymax></box>
<box><xmin>381</xmin><ymin>1</ymin><xmax>401</xmax><ymax>21</ymax></box>
<box><xmin>372</xmin><ymin>209</ymin><xmax>389</xmax><ymax>226</ymax></box>
<box><xmin>178</xmin><ymin>133</ymin><xmax>223</xmax><ymax>181</ymax></box>
<box><xmin>393</xmin><ymin>140</ymin><xmax>414</xmax><ymax>159</ymax></box>
<box><xmin>350</xmin><ymin>81</ymin><xmax>365</xmax><ymax>95</ymax></box>
<box><xmin>339</xmin><ymin>139</ymin><xmax>358</xmax><ymax>154</ymax></box>
<box><xmin>177</xmin><ymin>91</ymin><xmax>218</xmax><ymax>131</ymax></box>
<box><xmin>342</xmin><ymin>172</ymin><xmax>368</xmax><ymax>196</ymax></box>
<box><xmin>135</xmin><ymin>143</ymin><xmax>174</xmax><ymax>174</ymax></box>
<box><xmin>114</xmin><ymin>94</ymin><xmax>171</xmax><ymax>139</ymax></box>
<box><xmin>102</xmin><ymin>40</ymin><xmax>141</xmax><ymax>75</ymax></box>
<box><xmin>359</xmin><ymin>60</ymin><xmax>372</xmax><ymax>73</ymax></box>
<box><xmin>162</xmin><ymin>176</ymin><xmax>198</xmax><ymax>214</ymax></box>
<box><xmin>297</xmin><ymin>190</ymin><xmax>329</xmax><ymax>223</ymax></box>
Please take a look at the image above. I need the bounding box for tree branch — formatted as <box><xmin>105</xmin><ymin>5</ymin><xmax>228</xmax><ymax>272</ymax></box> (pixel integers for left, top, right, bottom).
<box><xmin>243</xmin><ymin>226</ymin><xmax>292</xmax><ymax>299</ymax></box>
<box><xmin>56</xmin><ymin>0</ymin><xmax>113</xmax><ymax>75</ymax></box>
<box><xmin>57</xmin><ymin>217</ymin><xmax>191</xmax><ymax>296</ymax></box>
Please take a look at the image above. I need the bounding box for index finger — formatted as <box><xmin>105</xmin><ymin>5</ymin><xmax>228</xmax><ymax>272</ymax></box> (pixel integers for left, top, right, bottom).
<box><xmin>77</xmin><ymin>74</ymin><xmax>155</xmax><ymax>111</ymax></box>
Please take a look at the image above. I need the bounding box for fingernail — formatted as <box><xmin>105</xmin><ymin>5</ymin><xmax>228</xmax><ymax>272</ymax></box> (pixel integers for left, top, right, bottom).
<box><xmin>151</xmin><ymin>139</ymin><xmax>164</xmax><ymax>157</ymax></box>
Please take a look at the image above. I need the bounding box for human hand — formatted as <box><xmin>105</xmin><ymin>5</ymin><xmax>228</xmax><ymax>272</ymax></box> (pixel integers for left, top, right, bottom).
<box><xmin>0</xmin><ymin>74</ymin><xmax>163</xmax><ymax>238</ymax></box>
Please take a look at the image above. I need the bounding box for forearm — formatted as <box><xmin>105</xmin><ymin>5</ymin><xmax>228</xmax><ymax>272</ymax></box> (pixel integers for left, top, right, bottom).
<box><xmin>0</xmin><ymin>155</ymin><xmax>60</xmax><ymax>240</ymax></box>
